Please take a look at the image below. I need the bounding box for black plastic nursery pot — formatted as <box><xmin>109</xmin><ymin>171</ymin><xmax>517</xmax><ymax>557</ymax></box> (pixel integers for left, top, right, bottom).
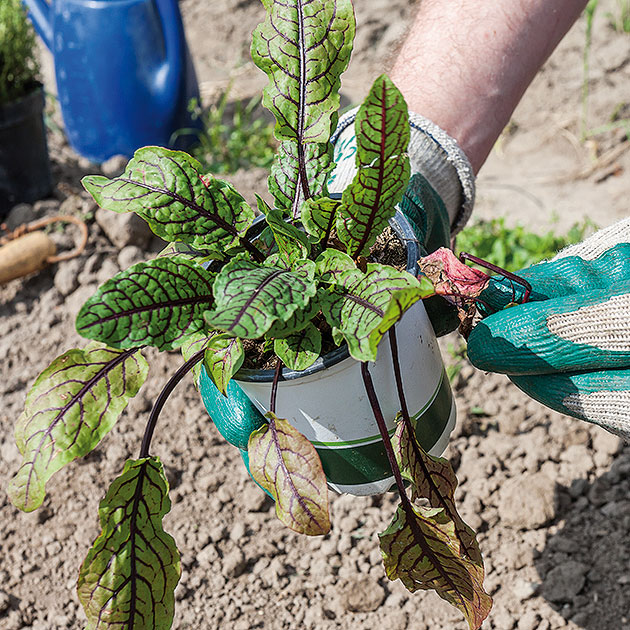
<box><xmin>0</xmin><ymin>85</ymin><xmax>53</xmax><ymax>218</ymax></box>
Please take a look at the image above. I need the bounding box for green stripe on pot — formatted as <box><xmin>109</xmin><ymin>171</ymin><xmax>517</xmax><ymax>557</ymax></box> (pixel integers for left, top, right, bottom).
<box><xmin>316</xmin><ymin>370</ymin><xmax>453</xmax><ymax>486</ymax></box>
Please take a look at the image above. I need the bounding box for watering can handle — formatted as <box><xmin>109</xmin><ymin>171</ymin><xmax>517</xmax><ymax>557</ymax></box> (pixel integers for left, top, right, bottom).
<box><xmin>23</xmin><ymin>0</ymin><xmax>53</xmax><ymax>50</ymax></box>
<box><xmin>153</xmin><ymin>0</ymin><xmax>185</xmax><ymax>113</ymax></box>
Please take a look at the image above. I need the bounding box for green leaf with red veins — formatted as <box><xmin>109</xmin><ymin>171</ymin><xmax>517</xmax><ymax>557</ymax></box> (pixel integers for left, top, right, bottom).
<box><xmin>268</xmin><ymin>140</ymin><xmax>334</xmax><ymax>216</ymax></box>
<box><xmin>320</xmin><ymin>263</ymin><xmax>428</xmax><ymax>361</ymax></box>
<box><xmin>180</xmin><ymin>331</ymin><xmax>214</xmax><ymax>386</ymax></box>
<box><xmin>379</xmin><ymin>504</ymin><xmax>492</xmax><ymax>630</ymax></box>
<box><xmin>205</xmin><ymin>259</ymin><xmax>317</xmax><ymax>339</ymax></box>
<box><xmin>257</xmin><ymin>197</ymin><xmax>311</xmax><ymax>265</ymax></box>
<box><xmin>7</xmin><ymin>344</ymin><xmax>147</xmax><ymax>512</ymax></box>
<box><xmin>274</xmin><ymin>323</ymin><xmax>322</xmax><ymax>371</ymax></box>
<box><xmin>266</xmin><ymin>296</ymin><xmax>320</xmax><ymax>338</ymax></box>
<box><xmin>314</xmin><ymin>249</ymin><xmax>356</xmax><ymax>283</ymax></box>
<box><xmin>393</xmin><ymin>418</ymin><xmax>483</xmax><ymax>564</ymax></box>
<box><xmin>203</xmin><ymin>334</ymin><xmax>245</xmax><ymax>396</ymax></box>
<box><xmin>76</xmin><ymin>256</ymin><xmax>216</xmax><ymax>351</ymax></box>
<box><xmin>302</xmin><ymin>197</ymin><xmax>342</xmax><ymax>241</ymax></box>
<box><xmin>155</xmin><ymin>241</ymin><xmax>211</xmax><ymax>262</ymax></box>
<box><xmin>251</xmin><ymin>0</ymin><xmax>355</xmax><ymax>214</ymax></box>
<box><xmin>252</xmin><ymin>0</ymin><xmax>354</xmax><ymax>144</ymax></box>
<box><xmin>78</xmin><ymin>457</ymin><xmax>180</xmax><ymax>630</ymax></box>
<box><xmin>248</xmin><ymin>412</ymin><xmax>330</xmax><ymax>535</ymax></box>
<box><xmin>336</xmin><ymin>75</ymin><xmax>411</xmax><ymax>257</ymax></box>
<box><xmin>82</xmin><ymin>146</ymin><xmax>254</xmax><ymax>256</ymax></box>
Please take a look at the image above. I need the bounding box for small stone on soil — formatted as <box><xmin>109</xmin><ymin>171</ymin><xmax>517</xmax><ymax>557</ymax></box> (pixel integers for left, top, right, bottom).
<box><xmin>0</xmin><ymin>589</ymin><xmax>10</xmax><ymax>614</ymax></box>
<box><xmin>95</xmin><ymin>207</ymin><xmax>153</xmax><ymax>249</ymax></box>
<box><xmin>338</xmin><ymin>576</ymin><xmax>385</xmax><ymax>612</ymax></box>
<box><xmin>542</xmin><ymin>561</ymin><xmax>588</xmax><ymax>602</ymax></box>
<box><xmin>4</xmin><ymin>203</ymin><xmax>35</xmax><ymax>230</ymax></box>
<box><xmin>221</xmin><ymin>548</ymin><xmax>247</xmax><ymax>578</ymax></box>
<box><xmin>100</xmin><ymin>154</ymin><xmax>129</xmax><ymax>178</ymax></box>
<box><xmin>497</xmin><ymin>472</ymin><xmax>557</xmax><ymax>530</ymax></box>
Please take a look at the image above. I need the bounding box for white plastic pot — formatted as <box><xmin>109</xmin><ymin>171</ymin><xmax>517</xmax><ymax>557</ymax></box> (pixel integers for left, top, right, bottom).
<box><xmin>199</xmin><ymin>210</ymin><xmax>457</xmax><ymax>495</ymax></box>
<box><xmin>229</xmin><ymin>209</ymin><xmax>456</xmax><ymax>495</ymax></box>
<box><xmin>236</xmin><ymin>297</ymin><xmax>456</xmax><ymax>495</ymax></box>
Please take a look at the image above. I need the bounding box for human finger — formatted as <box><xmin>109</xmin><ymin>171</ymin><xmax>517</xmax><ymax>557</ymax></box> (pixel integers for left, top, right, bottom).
<box><xmin>509</xmin><ymin>368</ymin><xmax>630</xmax><ymax>440</ymax></box>
<box><xmin>467</xmin><ymin>282</ymin><xmax>630</xmax><ymax>375</ymax></box>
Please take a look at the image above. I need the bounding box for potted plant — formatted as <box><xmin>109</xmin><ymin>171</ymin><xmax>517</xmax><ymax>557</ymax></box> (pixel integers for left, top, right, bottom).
<box><xmin>6</xmin><ymin>1</ymin><xmax>491</xmax><ymax>628</ymax></box>
<box><xmin>0</xmin><ymin>0</ymin><xmax>52</xmax><ymax>217</ymax></box>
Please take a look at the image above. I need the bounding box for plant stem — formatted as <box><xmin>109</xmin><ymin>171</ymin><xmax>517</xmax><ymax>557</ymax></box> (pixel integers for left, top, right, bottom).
<box><xmin>360</xmin><ymin>362</ymin><xmax>408</xmax><ymax>499</ymax></box>
<box><xmin>459</xmin><ymin>251</ymin><xmax>531</xmax><ymax>303</ymax></box>
<box><xmin>139</xmin><ymin>349</ymin><xmax>206</xmax><ymax>458</ymax></box>
<box><xmin>388</xmin><ymin>327</ymin><xmax>412</xmax><ymax>428</ymax></box>
<box><xmin>361</xmin><ymin>362</ymin><xmax>461</xmax><ymax>592</ymax></box>
<box><xmin>242</xmin><ymin>239</ymin><xmax>266</xmax><ymax>263</ymax></box>
<box><xmin>270</xmin><ymin>358</ymin><xmax>283</xmax><ymax>414</ymax></box>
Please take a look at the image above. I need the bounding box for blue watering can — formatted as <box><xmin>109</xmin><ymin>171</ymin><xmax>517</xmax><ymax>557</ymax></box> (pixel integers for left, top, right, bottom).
<box><xmin>24</xmin><ymin>0</ymin><xmax>201</xmax><ymax>163</ymax></box>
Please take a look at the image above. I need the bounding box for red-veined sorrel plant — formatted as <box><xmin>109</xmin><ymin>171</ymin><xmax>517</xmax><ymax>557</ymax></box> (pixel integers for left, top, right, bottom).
<box><xmin>7</xmin><ymin>1</ymin><xmax>492</xmax><ymax>628</ymax></box>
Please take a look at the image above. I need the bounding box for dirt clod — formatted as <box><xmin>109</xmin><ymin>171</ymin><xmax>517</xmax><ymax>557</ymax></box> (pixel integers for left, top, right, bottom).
<box><xmin>338</xmin><ymin>576</ymin><xmax>386</xmax><ymax>612</ymax></box>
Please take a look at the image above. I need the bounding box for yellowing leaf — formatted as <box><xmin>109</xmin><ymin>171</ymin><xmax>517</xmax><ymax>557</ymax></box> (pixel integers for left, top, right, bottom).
<box><xmin>8</xmin><ymin>345</ymin><xmax>147</xmax><ymax>512</ymax></box>
<box><xmin>248</xmin><ymin>412</ymin><xmax>330</xmax><ymax>535</ymax></box>
<box><xmin>394</xmin><ymin>418</ymin><xmax>482</xmax><ymax>564</ymax></box>
<box><xmin>380</xmin><ymin>504</ymin><xmax>492</xmax><ymax>630</ymax></box>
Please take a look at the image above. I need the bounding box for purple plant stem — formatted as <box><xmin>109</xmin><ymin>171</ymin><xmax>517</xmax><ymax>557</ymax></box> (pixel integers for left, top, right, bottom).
<box><xmin>388</xmin><ymin>327</ymin><xmax>411</xmax><ymax>428</ymax></box>
<box><xmin>361</xmin><ymin>360</ymin><xmax>459</xmax><ymax>592</ymax></box>
<box><xmin>269</xmin><ymin>359</ymin><xmax>283</xmax><ymax>415</ymax></box>
<box><xmin>320</xmin><ymin>209</ymin><xmax>336</xmax><ymax>252</ymax></box>
<box><xmin>242</xmin><ymin>238</ymin><xmax>266</xmax><ymax>263</ymax></box>
<box><xmin>139</xmin><ymin>349</ymin><xmax>206</xmax><ymax>458</ymax></box>
<box><xmin>360</xmin><ymin>362</ymin><xmax>410</xmax><ymax>501</ymax></box>
<box><xmin>459</xmin><ymin>251</ymin><xmax>532</xmax><ymax>303</ymax></box>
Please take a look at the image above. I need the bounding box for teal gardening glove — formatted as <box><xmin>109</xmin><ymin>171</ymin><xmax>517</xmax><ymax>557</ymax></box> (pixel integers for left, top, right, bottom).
<box><xmin>467</xmin><ymin>217</ymin><xmax>630</xmax><ymax>439</ymax></box>
<box><xmin>200</xmin><ymin>108</ymin><xmax>477</xmax><ymax>478</ymax></box>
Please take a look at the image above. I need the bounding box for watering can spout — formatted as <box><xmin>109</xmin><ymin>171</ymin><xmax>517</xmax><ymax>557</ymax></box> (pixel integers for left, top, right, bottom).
<box><xmin>23</xmin><ymin>0</ymin><xmax>53</xmax><ymax>50</ymax></box>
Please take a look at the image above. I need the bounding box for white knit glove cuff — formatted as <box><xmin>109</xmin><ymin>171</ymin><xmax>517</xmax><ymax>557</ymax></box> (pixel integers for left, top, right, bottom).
<box><xmin>554</xmin><ymin>217</ymin><xmax>630</xmax><ymax>261</ymax></box>
<box><xmin>329</xmin><ymin>108</ymin><xmax>476</xmax><ymax>235</ymax></box>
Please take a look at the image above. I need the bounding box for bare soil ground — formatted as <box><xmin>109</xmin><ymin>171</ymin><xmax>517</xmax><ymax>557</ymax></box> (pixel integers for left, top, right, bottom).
<box><xmin>1</xmin><ymin>1</ymin><xmax>630</xmax><ymax>629</ymax></box>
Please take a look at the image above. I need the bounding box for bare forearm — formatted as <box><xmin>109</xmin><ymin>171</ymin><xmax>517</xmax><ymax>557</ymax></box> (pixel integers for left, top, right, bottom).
<box><xmin>390</xmin><ymin>0</ymin><xmax>588</xmax><ymax>173</ymax></box>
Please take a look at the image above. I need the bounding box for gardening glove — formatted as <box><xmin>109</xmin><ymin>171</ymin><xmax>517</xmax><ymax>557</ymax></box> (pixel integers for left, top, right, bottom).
<box><xmin>466</xmin><ymin>217</ymin><xmax>630</xmax><ymax>440</ymax></box>
<box><xmin>198</xmin><ymin>373</ymin><xmax>270</xmax><ymax>490</ymax></box>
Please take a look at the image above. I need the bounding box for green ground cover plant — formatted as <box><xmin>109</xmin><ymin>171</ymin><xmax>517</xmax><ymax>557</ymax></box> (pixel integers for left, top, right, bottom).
<box><xmin>7</xmin><ymin>1</ymin><xmax>493</xmax><ymax>628</ymax></box>
<box><xmin>455</xmin><ymin>217</ymin><xmax>595</xmax><ymax>272</ymax></box>
<box><xmin>186</xmin><ymin>91</ymin><xmax>277</xmax><ymax>174</ymax></box>
<box><xmin>607</xmin><ymin>0</ymin><xmax>630</xmax><ymax>31</ymax></box>
<box><xmin>0</xmin><ymin>0</ymin><xmax>40</xmax><ymax>106</ymax></box>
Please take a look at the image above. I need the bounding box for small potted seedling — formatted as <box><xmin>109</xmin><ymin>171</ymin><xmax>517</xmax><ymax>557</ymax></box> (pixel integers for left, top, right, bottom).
<box><xmin>7</xmin><ymin>1</ymin><xmax>492</xmax><ymax>628</ymax></box>
<box><xmin>0</xmin><ymin>0</ymin><xmax>52</xmax><ymax>215</ymax></box>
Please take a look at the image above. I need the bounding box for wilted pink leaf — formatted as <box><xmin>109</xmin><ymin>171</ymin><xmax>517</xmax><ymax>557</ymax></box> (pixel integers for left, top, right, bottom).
<box><xmin>419</xmin><ymin>247</ymin><xmax>490</xmax><ymax>306</ymax></box>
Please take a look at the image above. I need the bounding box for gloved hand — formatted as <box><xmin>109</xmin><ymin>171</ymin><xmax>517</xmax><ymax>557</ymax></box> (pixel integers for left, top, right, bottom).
<box><xmin>330</xmin><ymin>107</ymin><xmax>475</xmax><ymax>335</ymax></box>
<box><xmin>467</xmin><ymin>217</ymin><xmax>630</xmax><ymax>439</ymax></box>
<box><xmin>329</xmin><ymin>107</ymin><xmax>475</xmax><ymax>243</ymax></box>
<box><xmin>204</xmin><ymin>109</ymin><xmax>476</xmax><ymax>477</ymax></box>
<box><xmin>198</xmin><ymin>375</ymin><xmax>270</xmax><ymax>489</ymax></box>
